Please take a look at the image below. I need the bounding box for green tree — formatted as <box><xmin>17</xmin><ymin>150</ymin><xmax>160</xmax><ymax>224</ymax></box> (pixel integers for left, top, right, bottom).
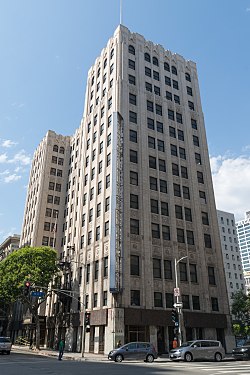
<box><xmin>231</xmin><ymin>290</ymin><xmax>250</xmax><ymax>336</ymax></box>
<box><xmin>0</xmin><ymin>246</ymin><xmax>59</xmax><ymax>349</ymax></box>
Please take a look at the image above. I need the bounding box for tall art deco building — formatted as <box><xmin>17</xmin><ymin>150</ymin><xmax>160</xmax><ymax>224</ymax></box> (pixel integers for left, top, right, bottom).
<box><xmin>20</xmin><ymin>25</ymin><xmax>234</xmax><ymax>354</ymax></box>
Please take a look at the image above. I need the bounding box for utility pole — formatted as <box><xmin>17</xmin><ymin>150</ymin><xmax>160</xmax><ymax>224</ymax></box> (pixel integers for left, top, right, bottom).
<box><xmin>174</xmin><ymin>256</ymin><xmax>188</xmax><ymax>346</ymax></box>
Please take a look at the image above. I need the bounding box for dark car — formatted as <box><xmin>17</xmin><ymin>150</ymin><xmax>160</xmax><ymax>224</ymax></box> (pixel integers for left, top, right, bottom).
<box><xmin>232</xmin><ymin>344</ymin><xmax>250</xmax><ymax>360</ymax></box>
<box><xmin>108</xmin><ymin>342</ymin><xmax>158</xmax><ymax>363</ymax></box>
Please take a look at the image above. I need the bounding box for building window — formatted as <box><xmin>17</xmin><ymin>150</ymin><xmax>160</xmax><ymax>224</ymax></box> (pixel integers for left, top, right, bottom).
<box><xmin>89</xmin><ymin>208</ymin><xmax>93</xmax><ymax>222</ymax></box>
<box><xmin>50</xmin><ymin>168</ymin><xmax>56</xmax><ymax>176</ymax></box>
<box><xmin>153</xmin><ymin>258</ymin><xmax>162</xmax><ymax>278</ymax></box>
<box><xmin>161</xmin><ymin>201</ymin><xmax>169</xmax><ymax>216</ymax></box>
<box><xmin>175</xmin><ymin>205</ymin><xmax>183</xmax><ymax>219</ymax></box>
<box><xmin>195</xmin><ymin>153</ymin><xmax>202</xmax><ymax>165</ymax></box>
<box><xmin>171</xmin><ymin>66</ymin><xmax>177</xmax><ymax>75</ymax></box>
<box><xmin>45</xmin><ymin>208</ymin><xmax>52</xmax><ymax>217</ymax></box>
<box><xmin>129</xmin><ymin>93</ymin><xmax>137</xmax><ymax>105</ymax></box>
<box><xmin>87</xmin><ymin>231</ymin><xmax>92</xmax><ymax>245</ymax></box>
<box><xmin>130</xmin><ymin>194</ymin><xmax>139</xmax><ymax>209</ymax></box>
<box><xmin>208</xmin><ymin>266</ymin><xmax>216</xmax><ymax>285</ymax></box>
<box><xmin>173</xmin><ymin>80</ymin><xmax>179</xmax><ymax>90</ymax></box>
<box><xmin>129</xmin><ymin>74</ymin><xmax>136</xmax><ymax>85</ymax></box>
<box><xmin>177</xmin><ymin>228</ymin><xmax>185</xmax><ymax>243</ymax></box>
<box><xmin>49</xmin><ymin>181</ymin><xmax>55</xmax><ymax>190</ymax></box>
<box><xmin>183</xmin><ymin>186</ymin><xmax>190</xmax><ymax>200</ymax></box>
<box><xmin>172</xmin><ymin>163</ymin><xmax>179</xmax><ymax>176</ymax></box>
<box><xmin>130</xmin><ymin>149</ymin><xmax>138</xmax><ymax>163</ymax></box>
<box><xmin>147</xmin><ymin>100</ymin><xmax>154</xmax><ymax>112</ymax></box>
<box><xmin>176</xmin><ymin>112</ymin><xmax>182</xmax><ymax>124</ymax></box>
<box><xmin>179</xmin><ymin>147</ymin><xmax>186</xmax><ymax>160</ymax></box>
<box><xmin>157</xmin><ymin>139</ymin><xmax>165</xmax><ymax>152</ymax></box>
<box><xmin>197</xmin><ymin>171</ymin><xmax>204</xmax><ymax>184</ymax></box>
<box><xmin>53</xmin><ymin>145</ymin><xmax>58</xmax><ymax>152</ymax></box>
<box><xmin>103</xmin><ymin>291</ymin><xmax>107</xmax><ymax>306</ymax></box>
<box><xmin>104</xmin><ymin>256</ymin><xmax>108</xmax><ymax>277</ymax></box>
<box><xmin>42</xmin><ymin>236</ymin><xmax>49</xmax><ymax>246</ymax></box>
<box><xmin>165</xmin><ymin>76</ymin><xmax>171</xmax><ymax>86</ymax></box>
<box><xmin>154</xmin><ymin>86</ymin><xmax>160</xmax><ymax>96</ymax></box>
<box><xmin>164</xmin><ymin>62</ymin><xmax>170</xmax><ymax>71</ymax></box>
<box><xmin>144</xmin><ymin>52</ymin><xmax>151</xmax><ymax>62</ymax></box>
<box><xmin>185</xmin><ymin>207</ymin><xmax>192</xmax><ymax>222</ymax></box>
<box><xmin>148</xmin><ymin>136</ymin><xmax>155</xmax><ymax>149</ymax></box>
<box><xmin>164</xmin><ymin>260</ymin><xmax>172</xmax><ymax>279</ymax></box>
<box><xmin>152</xmin><ymin>223</ymin><xmax>160</xmax><ymax>238</ymax></box>
<box><xmin>171</xmin><ymin>144</ymin><xmax>178</xmax><ymax>157</ymax></box>
<box><xmin>162</xmin><ymin>225</ymin><xmax>170</xmax><ymax>240</ymax></box>
<box><xmin>145</xmin><ymin>82</ymin><xmax>152</xmax><ymax>92</ymax></box>
<box><xmin>202</xmin><ymin>212</ymin><xmax>209</xmax><ymax>225</ymax></box>
<box><xmin>173</xmin><ymin>183</ymin><xmax>181</xmax><ymax>197</ymax></box>
<box><xmin>95</xmin><ymin>226</ymin><xmax>100</xmax><ymax>241</ymax></box>
<box><xmin>159</xmin><ymin>159</ymin><xmax>166</xmax><ymax>171</ymax></box>
<box><xmin>166</xmin><ymin>91</ymin><xmax>172</xmax><ymax>101</ymax></box>
<box><xmin>130</xmin><ymin>219</ymin><xmax>139</xmax><ymax>235</ymax></box>
<box><xmin>104</xmin><ymin>221</ymin><xmax>109</xmax><ymax>236</ymax></box>
<box><xmin>150</xmin><ymin>199</ymin><xmax>158</xmax><ymax>214</ymax></box>
<box><xmin>204</xmin><ymin>233</ymin><xmax>212</xmax><ymax>248</ymax></box>
<box><xmin>147</xmin><ymin>118</ymin><xmax>154</xmax><ymax>130</ymax></box>
<box><xmin>211</xmin><ymin>297</ymin><xmax>219</xmax><ymax>311</ymax></box>
<box><xmin>160</xmin><ymin>179</ymin><xmax>167</xmax><ymax>193</ymax></box>
<box><xmin>131</xmin><ymin>255</ymin><xmax>139</xmax><ymax>276</ymax></box>
<box><xmin>131</xmin><ymin>290</ymin><xmax>140</xmax><ymax>306</ymax></box>
<box><xmin>186</xmin><ymin>230</ymin><xmax>194</xmax><ymax>245</ymax></box>
<box><xmin>129</xmin><ymin>111</ymin><xmax>137</xmax><ymax>124</ymax></box>
<box><xmin>149</xmin><ymin>156</ymin><xmax>157</xmax><ymax>169</ymax></box>
<box><xmin>168</xmin><ymin>109</ymin><xmax>175</xmax><ymax>121</ymax></box>
<box><xmin>54</xmin><ymin>196</ymin><xmax>60</xmax><ymax>205</ymax></box>
<box><xmin>166</xmin><ymin>293</ymin><xmax>174</xmax><ymax>308</ymax></box>
<box><xmin>181</xmin><ymin>295</ymin><xmax>189</xmax><ymax>309</ymax></box>
<box><xmin>154</xmin><ymin>292</ymin><xmax>163</xmax><ymax>307</ymax></box>
<box><xmin>106</xmin><ymin>174</ymin><xmax>110</xmax><ymax>188</ymax></box>
<box><xmin>130</xmin><ymin>171</ymin><xmax>138</xmax><ymax>185</ymax></box>
<box><xmin>149</xmin><ymin>176</ymin><xmax>158</xmax><ymax>191</ymax></box>
<box><xmin>190</xmin><ymin>264</ymin><xmax>198</xmax><ymax>283</ymax></box>
<box><xmin>153</xmin><ymin>56</ymin><xmax>159</xmax><ymax>66</ymax></box>
<box><xmin>130</xmin><ymin>129</ymin><xmax>137</xmax><ymax>143</ymax></box>
<box><xmin>145</xmin><ymin>67</ymin><xmax>151</xmax><ymax>77</ymax></box>
<box><xmin>199</xmin><ymin>190</ymin><xmax>206</xmax><ymax>203</ymax></box>
<box><xmin>179</xmin><ymin>262</ymin><xmax>188</xmax><ymax>281</ymax></box>
<box><xmin>44</xmin><ymin>222</ymin><xmax>50</xmax><ymax>231</ymax></box>
<box><xmin>193</xmin><ymin>135</ymin><xmax>200</xmax><ymax>147</ymax></box>
<box><xmin>105</xmin><ymin>197</ymin><xmax>110</xmax><ymax>212</ymax></box>
<box><xmin>94</xmin><ymin>260</ymin><xmax>99</xmax><ymax>280</ymax></box>
<box><xmin>156</xmin><ymin>121</ymin><xmax>163</xmax><ymax>133</ymax></box>
<box><xmin>128</xmin><ymin>59</ymin><xmax>135</xmax><ymax>70</ymax></box>
<box><xmin>174</xmin><ymin>95</ymin><xmax>180</xmax><ymax>104</ymax></box>
<box><xmin>188</xmin><ymin>101</ymin><xmax>195</xmax><ymax>110</ymax></box>
<box><xmin>153</xmin><ymin>71</ymin><xmax>160</xmax><ymax>81</ymax></box>
<box><xmin>93</xmin><ymin>293</ymin><xmax>98</xmax><ymax>308</ymax></box>
<box><xmin>128</xmin><ymin>45</ymin><xmax>135</xmax><ymax>55</ymax></box>
<box><xmin>187</xmin><ymin>86</ymin><xmax>193</xmax><ymax>96</ymax></box>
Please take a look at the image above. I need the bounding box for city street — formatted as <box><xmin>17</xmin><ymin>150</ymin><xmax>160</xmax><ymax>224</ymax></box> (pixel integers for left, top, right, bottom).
<box><xmin>1</xmin><ymin>352</ymin><xmax>250</xmax><ymax>375</ymax></box>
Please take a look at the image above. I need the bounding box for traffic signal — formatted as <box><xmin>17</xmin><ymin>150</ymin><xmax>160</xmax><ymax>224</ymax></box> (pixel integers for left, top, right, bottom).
<box><xmin>24</xmin><ymin>281</ymin><xmax>31</xmax><ymax>297</ymax></box>
<box><xmin>171</xmin><ymin>308</ymin><xmax>179</xmax><ymax>326</ymax></box>
<box><xmin>85</xmin><ymin>312</ymin><xmax>90</xmax><ymax>326</ymax></box>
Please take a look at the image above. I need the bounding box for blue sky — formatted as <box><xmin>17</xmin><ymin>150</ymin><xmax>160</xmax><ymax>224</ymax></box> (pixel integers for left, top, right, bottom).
<box><xmin>1</xmin><ymin>0</ymin><xmax>250</xmax><ymax>242</ymax></box>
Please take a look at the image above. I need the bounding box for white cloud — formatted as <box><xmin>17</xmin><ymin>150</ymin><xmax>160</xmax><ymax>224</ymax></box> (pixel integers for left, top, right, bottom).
<box><xmin>8</xmin><ymin>150</ymin><xmax>31</xmax><ymax>165</ymax></box>
<box><xmin>0</xmin><ymin>153</ymin><xmax>8</xmax><ymax>163</ymax></box>
<box><xmin>1</xmin><ymin>139</ymin><xmax>18</xmax><ymax>148</ymax></box>
<box><xmin>211</xmin><ymin>155</ymin><xmax>250</xmax><ymax>221</ymax></box>
<box><xmin>3</xmin><ymin>174</ymin><xmax>22</xmax><ymax>183</ymax></box>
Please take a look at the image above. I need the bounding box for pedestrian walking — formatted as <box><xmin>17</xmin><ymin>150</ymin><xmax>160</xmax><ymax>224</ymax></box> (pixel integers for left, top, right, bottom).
<box><xmin>58</xmin><ymin>339</ymin><xmax>65</xmax><ymax>360</ymax></box>
<box><xmin>172</xmin><ymin>337</ymin><xmax>178</xmax><ymax>349</ymax></box>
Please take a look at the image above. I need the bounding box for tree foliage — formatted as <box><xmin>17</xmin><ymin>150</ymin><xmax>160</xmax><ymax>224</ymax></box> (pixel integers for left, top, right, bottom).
<box><xmin>231</xmin><ymin>290</ymin><xmax>250</xmax><ymax>336</ymax></box>
<box><xmin>0</xmin><ymin>246</ymin><xmax>59</xmax><ymax>348</ymax></box>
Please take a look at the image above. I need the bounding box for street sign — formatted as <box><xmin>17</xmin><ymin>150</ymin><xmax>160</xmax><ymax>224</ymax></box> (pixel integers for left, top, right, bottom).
<box><xmin>174</xmin><ymin>288</ymin><xmax>180</xmax><ymax>297</ymax></box>
<box><xmin>31</xmin><ymin>291</ymin><xmax>45</xmax><ymax>297</ymax></box>
<box><xmin>174</xmin><ymin>302</ymin><xmax>183</xmax><ymax>308</ymax></box>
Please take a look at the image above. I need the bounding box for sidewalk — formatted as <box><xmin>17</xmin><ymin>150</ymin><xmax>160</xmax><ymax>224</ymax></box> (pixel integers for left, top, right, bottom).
<box><xmin>12</xmin><ymin>345</ymin><xmax>107</xmax><ymax>361</ymax></box>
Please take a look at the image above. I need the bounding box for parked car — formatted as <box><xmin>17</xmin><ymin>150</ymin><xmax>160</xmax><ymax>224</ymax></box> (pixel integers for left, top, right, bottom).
<box><xmin>169</xmin><ymin>340</ymin><xmax>225</xmax><ymax>362</ymax></box>
<box><xmin>0</xmin><ymin>337</ymin><xmax>12</xmax><ymax>355</ymax></box>
<box><xmin>232</xmin><ymin>344</ymin><xmax>250</xmax><ymax>360</ymax></box>
<box><xmin>108</xmin><ymin>342</ymin><xmax>158</xmax><ymax>362</ymax></box>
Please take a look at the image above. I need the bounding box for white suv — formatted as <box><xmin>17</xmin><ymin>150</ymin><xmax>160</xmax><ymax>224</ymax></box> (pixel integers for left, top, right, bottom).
<box><xmin>0</xmin><ymin>337</ymin><xmax>12</xmax><ymax>355</ymax></box>
<box><xmin>170</xmin><ymin>340</ymin><xmax>225</xmax><ymax>362</ymax></box>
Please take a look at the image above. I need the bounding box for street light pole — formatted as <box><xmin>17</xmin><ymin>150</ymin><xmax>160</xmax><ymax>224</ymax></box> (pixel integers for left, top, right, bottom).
<box><xmin>174</xmin><ymin>256</ymin><xmax>188</xmax><ymax>346</ymax></box>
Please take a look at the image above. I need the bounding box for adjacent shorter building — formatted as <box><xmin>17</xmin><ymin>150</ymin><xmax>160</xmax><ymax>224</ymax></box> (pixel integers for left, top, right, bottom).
<box><xmin>217</xmin><ymin>210</ymin><xmax>245</xmax><ymax>307</ymax></box>
<box><xmin>0</xmin><ymin>234</ymin><xmax>20</xmax><ymax>262</ymax></box>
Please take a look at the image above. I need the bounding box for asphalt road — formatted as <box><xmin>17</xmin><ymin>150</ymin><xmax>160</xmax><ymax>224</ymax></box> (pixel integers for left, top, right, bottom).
<box><xmin>1</xmin><ymin>352</ymin><xmax>250</xmax><ymax>375</ymax></box>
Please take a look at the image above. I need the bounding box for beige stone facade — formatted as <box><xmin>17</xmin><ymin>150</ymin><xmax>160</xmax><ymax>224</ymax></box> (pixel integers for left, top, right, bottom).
<box><xmin>20</xmin><ymin>25</ymin><xmax>234</xmax><ymax>354</ymax></box>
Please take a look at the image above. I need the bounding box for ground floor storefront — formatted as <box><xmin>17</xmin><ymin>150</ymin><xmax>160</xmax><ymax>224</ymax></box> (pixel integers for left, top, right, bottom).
<box><xmin>37</xmin><ymin>307</ymin><xmax>235</xmax><ymax>355</ymax></box>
